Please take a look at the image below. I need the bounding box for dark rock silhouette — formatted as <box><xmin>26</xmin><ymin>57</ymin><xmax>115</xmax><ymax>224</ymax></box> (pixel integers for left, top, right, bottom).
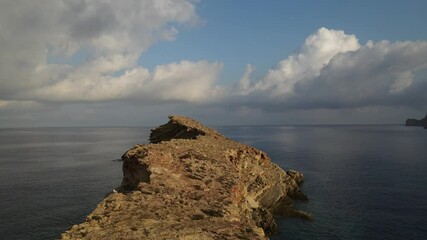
<box><xmin>405</xmin><ymin>114</ymin><xmax>427</xmax><ymax>127</ymax></box>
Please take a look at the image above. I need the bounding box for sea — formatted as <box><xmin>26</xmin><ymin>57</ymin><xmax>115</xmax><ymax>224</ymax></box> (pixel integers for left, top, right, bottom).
<box><xmin>0</xmin><ymin>125</ymin><xmax>426</xmax><ymax>240</ymax></box>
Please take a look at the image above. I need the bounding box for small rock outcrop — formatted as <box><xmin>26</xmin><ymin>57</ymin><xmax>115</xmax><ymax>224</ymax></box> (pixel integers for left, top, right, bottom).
<box><xmin>62</xmin><ymin>116</ymin><xmax>310</xmax><ymax>239</ymax></box>
<box><xmin>405</xmin><ymin>114</ymin><xmax>427</xmax><ymax>127</ymax></box>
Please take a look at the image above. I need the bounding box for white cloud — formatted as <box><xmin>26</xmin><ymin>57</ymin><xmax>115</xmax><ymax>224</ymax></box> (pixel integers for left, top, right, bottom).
<box><xmin>149</xmin><ymin>61</ymin><xmax>224</xmax><ymax>103</ymax></box>
<box><xmin>252</xmin><ymin>28</ymin><xmax>361</xmax><ymax>96</ymax></box>
<box><xmin>1</xmin><ymin>2</ymin><xmax>427</xmax><ymax>129</ymax></box>
<box><xmin>0</xmin><ymin>0</ymin><xmax>221</xmax><ymax>104</ymax></box>
<box><xmin>238</xmin><ymin>64</ymin><xmax>255</xmax><ymax>95</ymax></box>
<box><xmin>239</xmin><ymin>28</ymin><xmax>427</xmax><ymax>109</ymax></box>
<box><xmin>29</xmin><ymin>60</ymin><xmax>223</xmax><ymax>103</ymax></box>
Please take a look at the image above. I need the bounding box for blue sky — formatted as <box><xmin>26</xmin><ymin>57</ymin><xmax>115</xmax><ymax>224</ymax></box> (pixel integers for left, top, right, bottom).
<box><xmin>0</xmin><ymin>0</ymin><xmax>427</xmax><ymax>127</ymax></box>
<box><xmin>140</xmin><ymin>0</ymin><xmax>427</xmax><ymax>85</ymax></box>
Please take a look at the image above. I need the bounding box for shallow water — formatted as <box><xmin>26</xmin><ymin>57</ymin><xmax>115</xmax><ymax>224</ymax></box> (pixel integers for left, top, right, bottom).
<box><xmin>0</xmin><ymin>126</ymin><xmax>426</xmax><ymax>239</ymax></box>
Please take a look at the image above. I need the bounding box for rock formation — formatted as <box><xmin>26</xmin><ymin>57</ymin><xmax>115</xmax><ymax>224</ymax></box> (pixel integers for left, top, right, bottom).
<box><xmin>62</xmin><ymin>116</ymin><xmax>310</xmax><ymax>240</ymax></box>
<box><xmin>405</xmin><ymin>114</ymin><xmax>427</xmax><ymax>127</ymax></box>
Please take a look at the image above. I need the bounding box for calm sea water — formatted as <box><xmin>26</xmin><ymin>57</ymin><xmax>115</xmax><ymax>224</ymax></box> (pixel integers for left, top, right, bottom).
<box><xmin>0</xmin><ymin>126</ymin><xmax>426</xmax><ymax>239</ymax></box>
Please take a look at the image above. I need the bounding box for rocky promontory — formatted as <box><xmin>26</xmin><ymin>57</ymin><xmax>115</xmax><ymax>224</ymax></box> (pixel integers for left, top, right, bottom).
<box><xmin>405</xmin><ymin>114</ymin><xmax>427</xmax><ymax>127</ymax></box>
<box><xmin>62</xmin><ymin>116</ymin><xmax>310</xmax><ymax>239</ymax></box>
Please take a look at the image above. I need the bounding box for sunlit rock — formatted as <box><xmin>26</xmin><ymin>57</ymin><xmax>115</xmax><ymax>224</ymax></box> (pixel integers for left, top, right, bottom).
<box><xmin>62</xmin><ymin>116</ymin><xmax>310</xmax><ymax>239</ymax></box>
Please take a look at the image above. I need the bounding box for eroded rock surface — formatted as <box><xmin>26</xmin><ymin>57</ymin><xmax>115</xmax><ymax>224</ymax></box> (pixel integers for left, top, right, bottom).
<box><xmin>62</xmin><ymin>116</ymin><xmax>310</xmax><ymax>240</ymax></box>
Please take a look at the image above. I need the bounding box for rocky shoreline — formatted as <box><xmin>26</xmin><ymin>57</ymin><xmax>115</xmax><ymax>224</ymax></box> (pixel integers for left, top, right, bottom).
<box><xmin>62</xmin><ymin>116</ymin><xmax>310</xmax><ymax>239</ymax></box>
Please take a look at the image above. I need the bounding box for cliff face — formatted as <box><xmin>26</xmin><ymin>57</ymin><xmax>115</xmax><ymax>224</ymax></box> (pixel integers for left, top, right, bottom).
<box><xmin>62</xmin><ymin>116</ymin><xmax>310</xmax><ymax>240</ymax></box>
<box><xmin>405</xmin><ymin>114</ymin><xmax>427</xmax><ymax>127</ymax></box>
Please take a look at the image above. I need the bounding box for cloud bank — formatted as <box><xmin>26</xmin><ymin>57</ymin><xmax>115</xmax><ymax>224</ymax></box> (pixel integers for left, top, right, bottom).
<box><xmin>0</xmin><ymin>0</ymin><xmax>222</xmax><ymax>104</ymax></box>
<box><xmin>0</xmin><ymin>1</ymin><xmax>426</xmax><ymax>126</ymax></box>
<box><xmin>237</xmin><ymin>28</ymin><xmax>427</xmax><ymax>110</ymax></box>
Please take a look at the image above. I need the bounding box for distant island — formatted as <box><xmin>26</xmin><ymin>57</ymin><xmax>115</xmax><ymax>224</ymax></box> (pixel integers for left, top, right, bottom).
<box><xmin>405</xmin><ymin>114</ymin><xmax>427</xmax><ymax>127</ymax></box>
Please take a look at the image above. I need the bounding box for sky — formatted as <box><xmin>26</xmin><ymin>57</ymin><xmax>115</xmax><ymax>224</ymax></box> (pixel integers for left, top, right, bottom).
<box><xmin>1</xmin><ymin>0</ymin><xmax>427</xmax><ymax>127</ymax></box>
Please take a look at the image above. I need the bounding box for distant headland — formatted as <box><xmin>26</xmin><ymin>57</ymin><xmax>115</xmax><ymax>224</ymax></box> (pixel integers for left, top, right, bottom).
<box><xmin>405</xmin><ymin>114</ymin><xmax>427</xmax><ymax>127</ymax></box>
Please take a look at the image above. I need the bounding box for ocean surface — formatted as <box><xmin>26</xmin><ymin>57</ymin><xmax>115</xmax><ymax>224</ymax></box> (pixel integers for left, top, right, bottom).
<box><xmin>0</xmin><ymin>125</ymin><xmax>426</xmax><ymax>239</ymax></box>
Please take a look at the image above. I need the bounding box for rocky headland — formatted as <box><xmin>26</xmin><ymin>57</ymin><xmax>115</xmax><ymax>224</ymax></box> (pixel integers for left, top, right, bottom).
<box><xmin>62</xmin><ymin>116</ymin><xmax>310</xmax><ymax>239</ymax></box>
<box><xmin>405</xmin><ymin>114</ymin><xmax>427</xmax><ymax>127</ymax></box>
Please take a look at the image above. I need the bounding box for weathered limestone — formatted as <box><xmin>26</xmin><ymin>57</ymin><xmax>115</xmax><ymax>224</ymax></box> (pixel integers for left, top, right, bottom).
<box><xmin>62</xmin><ymin>116</ymin><xmax>310</xmax><ymax>240</ymax></box>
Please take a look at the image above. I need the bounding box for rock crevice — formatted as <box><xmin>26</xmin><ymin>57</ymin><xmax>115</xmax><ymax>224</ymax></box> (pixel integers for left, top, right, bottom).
<box><xmin>62</xmin><ymin>116</ymin><xmax>310</xmax><ymax>240</ymax></box>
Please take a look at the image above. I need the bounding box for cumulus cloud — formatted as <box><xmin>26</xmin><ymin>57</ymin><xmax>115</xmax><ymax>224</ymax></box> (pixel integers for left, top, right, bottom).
<box><xmin>0</xmin><ymin>0</ymin><xmax>222</xmax><ymax>104</ymax></box>
<box><xmin>1</xmin><ymin>1</ymin><xmax>427</xmax><ymax>128</ymax></box>
<box><xmin>29</xmin><ymin>60</ymin><xmax>223</xmax><ymax>103</ymax></box>
<box><xmin>253</xmin><ymin>28</ymin><xmax>361</xmax><ymax>96</ymax></box>
<box><xmin>238</xmin><ymin>28</ymin><xmax>427</xmax><ymax>110</ymax></box>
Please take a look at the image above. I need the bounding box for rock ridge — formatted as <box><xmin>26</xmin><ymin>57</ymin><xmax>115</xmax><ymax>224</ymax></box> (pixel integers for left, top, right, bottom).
<box><xmin>62</xmin><ymin>116</ymin><xmax>310</xmax><ymax>240</ymax></box>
